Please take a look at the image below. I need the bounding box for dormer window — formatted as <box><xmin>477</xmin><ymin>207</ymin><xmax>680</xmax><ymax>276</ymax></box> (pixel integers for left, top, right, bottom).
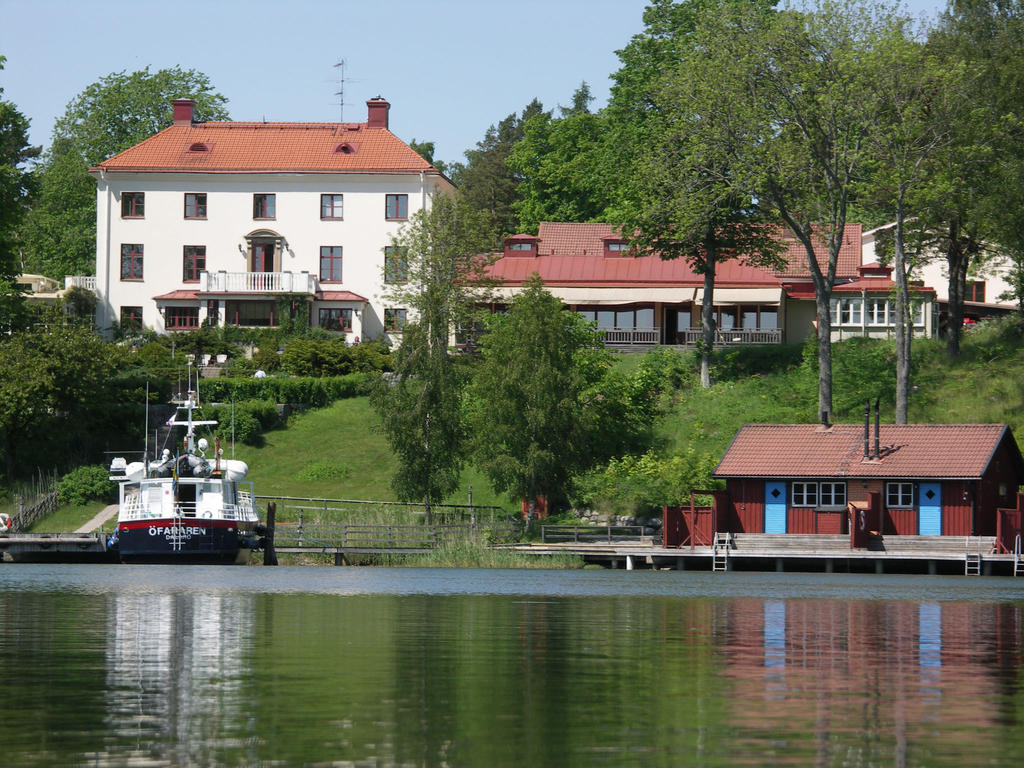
<box><xmin>188</xmin><ymin>142</ymin><xmax>211</xmax><ymax>152</ymax></box>
<box><xmin>333</xmin><ymin>142</ymin><xmax>359</xmax><ymax>154</ymax></box>
<box><xmin>504</xmin><ymin>235</ymin><xmax>539</xmax><ymax>257</ymax></box>
<box><xmin>604</xmin><ymin>239</ymin><xmax>630</xmax><ymax>257</ymax></box>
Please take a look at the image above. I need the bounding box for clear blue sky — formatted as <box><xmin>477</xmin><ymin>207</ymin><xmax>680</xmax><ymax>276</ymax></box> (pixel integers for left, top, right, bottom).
<box><xmin>1</xmin><ymin>0</ymin><xmax>947</xmax><ymax>167</ymax></box>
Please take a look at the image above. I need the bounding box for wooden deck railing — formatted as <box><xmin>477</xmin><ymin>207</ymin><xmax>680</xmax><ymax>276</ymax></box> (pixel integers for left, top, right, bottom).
<box><xmin>540</xmin><ymin>525</ymin><xmax>650</xmax><ymax>543</ymax></box>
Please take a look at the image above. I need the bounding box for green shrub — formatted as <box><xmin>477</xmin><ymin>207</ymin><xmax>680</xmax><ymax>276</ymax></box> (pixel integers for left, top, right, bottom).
<box><xmin>572</xmin><ymin>449</ymin><xmax>721</xmax><ymax>516</ymax></box>
<box><xmin>58</xmin><ymin>465</ymin><xmax>115</xmax><ymax>506</ymax></box>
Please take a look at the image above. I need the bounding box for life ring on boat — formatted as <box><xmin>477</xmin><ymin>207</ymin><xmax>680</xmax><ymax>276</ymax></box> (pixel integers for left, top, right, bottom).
<box><xmin>201</xmin><ymin>511</ymin><xmax>213</xmax><ymax>519</ymax></box>
<box><xmin>0</xmin><ymin>513</ymin><xmax>11</xmax><ymax>532</ymax></box>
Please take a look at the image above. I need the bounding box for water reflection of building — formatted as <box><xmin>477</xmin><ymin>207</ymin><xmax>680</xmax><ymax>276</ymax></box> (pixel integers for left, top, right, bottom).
<box><xmin>105</xmin><ymin>592</ymin><xmax>255</xmax><ymax>762</ymax></box>
<box><xmin>717</xmin><ymin>598</ymin><xmax>1023</xmax><ymax>764</ymax></box>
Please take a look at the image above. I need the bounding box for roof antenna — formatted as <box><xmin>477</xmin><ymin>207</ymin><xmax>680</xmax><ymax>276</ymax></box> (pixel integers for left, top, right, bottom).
<box><xmin>334</xmin><ymin>58</ymin><xmax>346</xmax><ymax>122</ymax></box>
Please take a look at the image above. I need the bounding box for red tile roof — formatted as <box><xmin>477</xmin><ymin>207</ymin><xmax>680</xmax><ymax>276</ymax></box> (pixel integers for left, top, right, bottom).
<box><xmin>486</xmin><ymin>253</ymin><xmax>782</xmax><ymax>287</ymax></box>
<box><xmin>487</xmin><ymin>222</ymin><xmax>867</xmax><ymax>288</ymax></box>
<box><xmin>318</xmin><ymin>290</ymin><xmax>368</xmax><ymax>302</ymax></box>
<box><xmin>772</xmin><ymin>225</ymin><xmax>863</xmax><ymax>280</ymax></box>
<box><xmin>715</xmin><ymin>424</ymin><xmax>1019</xmax><ymax>479</ymax></box>
<box><xmin>153</xmin><ymin>290</ymin><xmax>199</xmax><ymax>300</ymax></box>
<box><xmin>92</xmin><ymin>122</ymin><xmax>438</xmax><ymax>175</ymax></box>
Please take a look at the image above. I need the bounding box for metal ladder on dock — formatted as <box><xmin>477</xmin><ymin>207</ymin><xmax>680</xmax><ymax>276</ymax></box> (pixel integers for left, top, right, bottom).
<box><xmin>712</xmin><ymin>532</ymin><xmax>732</xmax><ymax>572</ymax></box>
<box><xmin>965</xmin><ymin>536</ymin><xmax>982</xmax><ymax>576</ymax></box>
<box><xmin>1014</xmin><ymin>535</ymin><xmax>1022</xmax><ymax>578</ymax></box>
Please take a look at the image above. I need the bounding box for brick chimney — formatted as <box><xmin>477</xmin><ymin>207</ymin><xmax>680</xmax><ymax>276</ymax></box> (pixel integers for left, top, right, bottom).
<box><xmin>367</xmin><ymin>96</ymin><xmax>390</xmax><ymax>129</ymax></box>
<box><xmin>172</xmin><ymin>99</ymin><xmax>195</xmax><ymax>126</ymax></box>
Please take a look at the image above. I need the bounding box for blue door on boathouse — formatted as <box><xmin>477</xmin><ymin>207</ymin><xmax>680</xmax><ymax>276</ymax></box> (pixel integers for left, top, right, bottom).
<box><xmin>765</xmin><ymin>481</ymin><xmax>787</xmax><ymax>533</ymax></box>
<box><xmin>919</xmin><ymin>482</ymin><xmax>941</xmax><ymax>535</ymax></box>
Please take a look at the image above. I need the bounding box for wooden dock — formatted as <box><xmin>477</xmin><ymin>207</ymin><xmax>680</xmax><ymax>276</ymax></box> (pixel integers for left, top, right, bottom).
<box><xmin>0</xmin><ymin>533</ymin><xmax>118</xmax><ymax>563</ymax></box>
<box><xmin>508</xmin><ymin>533</ymin><xmax>1019</xmax><ymax>576</ymax></box>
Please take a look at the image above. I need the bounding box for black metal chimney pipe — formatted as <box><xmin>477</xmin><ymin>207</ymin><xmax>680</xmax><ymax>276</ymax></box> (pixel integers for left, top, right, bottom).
<box><xmin>864</xmin><ymin>400</ymin><xmax>870</xmax><ymax>459</ymax></box>
<box><xmin>874</xmin><ymin>397</ymin><xmax>881</xmax><ymax>459</ymax></box>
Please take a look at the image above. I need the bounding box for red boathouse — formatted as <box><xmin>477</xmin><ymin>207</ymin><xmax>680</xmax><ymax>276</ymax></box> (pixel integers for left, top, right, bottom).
<box><xmin>706</xmin><ymin>421</ymin><xmax>1024</xmax><ymax>540</ymax></box>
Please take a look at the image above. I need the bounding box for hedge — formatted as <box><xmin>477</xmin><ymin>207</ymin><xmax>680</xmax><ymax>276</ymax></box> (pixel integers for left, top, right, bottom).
<box><xmin>197</xmin><ymin>373</ymin><xmax>374</xmax><ymax>407</ymax></box>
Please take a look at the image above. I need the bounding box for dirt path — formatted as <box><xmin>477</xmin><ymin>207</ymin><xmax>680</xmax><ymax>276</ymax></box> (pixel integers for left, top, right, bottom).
<box><xmin>75</xmin><ymin>504</ymin><xmax>118</xmax><ymax>533</ymax></box>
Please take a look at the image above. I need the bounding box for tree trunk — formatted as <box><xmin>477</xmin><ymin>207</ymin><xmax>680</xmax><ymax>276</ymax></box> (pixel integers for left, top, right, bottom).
<box><xmin>893</xmin><ymin>202</ymin><xmax>911</xmax><ymax>424</ymax></box>
<box><xmin>945</xmin><ymin>219</ymin><xmax>967</xmax><ymax>358</ymax></box>
<box><xmin>700</xmin><ymin>240</ymin><xmax>717</xmax><ymax>389</ymax></box>
<box><xmin>815</xmin><ymin>293</ymin><xmax>833</xmax><ymax>423</ymax></box>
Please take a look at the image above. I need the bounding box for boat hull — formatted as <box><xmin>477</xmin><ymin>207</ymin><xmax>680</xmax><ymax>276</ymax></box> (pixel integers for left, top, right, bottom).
<box><xmin>114</xmin><ymin>519</ymin><xmax>258</xmax><ymax>565</ymax></box>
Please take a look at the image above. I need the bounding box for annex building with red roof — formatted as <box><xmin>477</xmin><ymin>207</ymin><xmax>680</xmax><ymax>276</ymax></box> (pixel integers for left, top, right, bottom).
<box><xmin>91</xmin><ymin>97</ymin><xmax>453</xmax><ymax>337</ymax></box>
<box><xmin>485</xmin><ymin>222</ymin><xmax>937</xmax><ymax>346</ymax></box>
<box><xmin>710</xmin><ymin>421</ymin><xmax>1024</xmax><ymax>539</ymax></box>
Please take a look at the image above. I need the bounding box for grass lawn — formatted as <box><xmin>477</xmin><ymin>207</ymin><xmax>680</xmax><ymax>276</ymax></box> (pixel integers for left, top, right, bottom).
<box><xmin>243</xmin><ymin>397</ymin><xmax>517</xmax><ymax>512</ymax></box>
<box><xmin>26</xmin><ymin>500</ymin><xmax>109</xmax><ymax>533</ymax></box>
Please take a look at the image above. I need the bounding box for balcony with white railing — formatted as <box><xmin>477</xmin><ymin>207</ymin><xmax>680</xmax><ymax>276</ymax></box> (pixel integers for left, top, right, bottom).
<box><xmin>200</xmin><ymin>271</ymin><xmax>319</xmax><ymax>295</ymax></box>
<box><xmin>64</xmin><ymin>275</ymin><xmax>97</xmax><ymax>291</ymax></box>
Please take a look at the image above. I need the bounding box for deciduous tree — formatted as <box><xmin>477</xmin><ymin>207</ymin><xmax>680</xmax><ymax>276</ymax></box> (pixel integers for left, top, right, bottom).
<box><xmin>370</xmin><ymin>194</ymin><xmax>497</xmax><ymax>519</ymax></box>
<box><xmin>20</xmin><ymin>66</ymin><xmax>229</xmax><ymax>279</ymax></box>
<box><xmin>0</xmin><ymin>54</ymin><xmax>40</xmax><ymax>331</ymax></box>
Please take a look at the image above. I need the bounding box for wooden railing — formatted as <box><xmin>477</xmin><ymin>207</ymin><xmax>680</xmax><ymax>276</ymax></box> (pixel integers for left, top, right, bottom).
<box><xmin>601</xmin><ymin>328</ymin><xmax>661</xmax><ymax>345</ymax></box>
<box><xmin>677</xmin><ymin>328</ymin><xmax>782</xmax><ymax>345</ymax></box>
<box><xmin>540</xmin><ymin>525</ymin><xmax>650</xmax><ymax>543</ymax></box>
<box><xmin>272</xmin><ymin>522</ymin><xmax>519</xmax><ymax>550</ymax></box>
<box><xmin>200</xmin><ymin>271</ymin><xmax>319</xmax><ymax>294</ymax></box>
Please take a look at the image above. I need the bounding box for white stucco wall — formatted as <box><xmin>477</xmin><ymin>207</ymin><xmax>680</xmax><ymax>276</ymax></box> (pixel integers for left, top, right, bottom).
<box><xmin>862</xmin><ymin>224</ymin><xmax>1015</xmax><ymax>307</ymax></box>
<box><xmin>94</xmin><ymin>171</ymin><xmax>452</xmax><ymax>338</ymax></box>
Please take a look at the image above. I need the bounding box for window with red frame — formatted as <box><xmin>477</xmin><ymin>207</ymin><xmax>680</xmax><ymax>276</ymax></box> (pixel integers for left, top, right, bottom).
<box><xmin>969</xmin><ymin>281</ymin><xmax>986</xmax><ymax>303</ymax></box>
<box><xmin>121</xmin><ymin>192</ymin><xmax>144</xmax><ymax>218</ymax></box>
<box><xmin>166</xmin><ymin>306</ymin><xmax>200</xmax><ymax>330</ymax></box>
<box><xmin>318</xmin><ymin>308</ymin><xmax>352</xmax><ymax>332</ymax></box>
<box><xmin>120</xmin><ymin>244</ymin><xmax>144</xmax><ymax>280</ymax></box>
<box><xmin>120</xmin><ymin>306</ymin><xmax>143</xmax><ymax>330</ymax></box>
<box><xmin>385</xmin><ymin>194</ymin><xmax>408</xmax><ymax>220</ymax></box>
<box><xmin>253</xmin><ymin>193</ymin><xmax>276</xmax><ymax>219</ymax></box>
<box><xmin>320</xmin><ymin>246</ymin><xmax>343</xmax><ymax>282</ymax></box>
<box><xmin>321</xmin><ymin>194</ymin><xmax>344</xmax><ymax>219</ymax></box>
<box><xmin>384</xmin><ymin>246</ymin><xmax>408</xmax><ymax>283</ymax></box>
<box><xmin>185</xmin><ymin>193</ymin><xmax>207</xmax><ymax>219</ymax></box>
<box><xmin>183</xmin><ymin>245</ymin><xmax>206</xmax><ymax>282</ymax></box>
<box><xmin>384</xmin><ymin>308</ymin><xmax>407</xmax><ymax>332</ymax></box>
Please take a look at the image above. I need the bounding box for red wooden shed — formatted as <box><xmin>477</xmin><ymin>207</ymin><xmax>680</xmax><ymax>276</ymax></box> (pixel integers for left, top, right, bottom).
<box><xmin>710</xmin><ymin>422</ymin><xmax>1024</xmax><ymax>538</ymax></box>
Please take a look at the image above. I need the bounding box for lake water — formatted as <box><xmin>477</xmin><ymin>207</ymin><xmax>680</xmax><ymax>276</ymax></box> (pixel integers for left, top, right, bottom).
<box><xmin>2</xmin><ymin>566</ymin><xmax>1023</xmax><ymax>767</ymax></box>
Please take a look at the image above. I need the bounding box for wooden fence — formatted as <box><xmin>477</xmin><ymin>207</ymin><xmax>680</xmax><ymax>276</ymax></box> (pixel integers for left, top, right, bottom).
<box><xmin>273</xmin><ymin>521</ymin><xmax>521</xmax><ymax>551</ymax></box>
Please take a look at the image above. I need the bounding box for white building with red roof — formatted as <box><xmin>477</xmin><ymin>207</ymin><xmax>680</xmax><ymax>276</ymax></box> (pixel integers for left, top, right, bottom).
<box><xmin>485</xmin><ymin>222</ymin><xmax>936</xmax><ymax>346</ymax></box>
<box><xmin>91</xmin><ymin>97</ymin><xmax>453</xmax><ymax>338</ymax></box>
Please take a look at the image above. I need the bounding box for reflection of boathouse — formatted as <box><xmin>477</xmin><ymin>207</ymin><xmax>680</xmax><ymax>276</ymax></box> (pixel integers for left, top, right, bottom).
<box><xmin>720</xmin><ymin>598</ymin><xmax>1024</xmax><ymax>762</ymax></box>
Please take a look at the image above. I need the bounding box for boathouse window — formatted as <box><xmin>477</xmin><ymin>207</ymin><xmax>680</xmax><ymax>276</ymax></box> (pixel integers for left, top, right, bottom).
<box><xmin>183</xmin><ymin>245</ymin><xmax>206</xmax><ymax>282</ymax></box>
<box><xmin>887</xmin><ymin>482</ymin><xmax>914</xmax><ymax>507</ymax></box>
<box><xmin>792</xmin><ymin>482</ymin><xmax>818</xmax><ymax>507</ymax></box>
<box><xmin>819</xmin><ymin>482</ymin><xmax>847</xmax><ymax>508</ymax></box>
<box><xmin>319</xmin><ymin>307</ymin><xmax>352</xmax><ymax>332</ymax></box>
<box><xmin>121</xmin><ymin>192</ymin><xmax>144</xmax><ymax>218</ymax></box>
<box><xmin>184</xmin><ymin>193</ymin><xmax>207</xmax><ymax>219</ymax></box>
<box><xmin>385</xmin><ymin>193</ymin><xmax>408</xmax><ymax>220</ymax></box>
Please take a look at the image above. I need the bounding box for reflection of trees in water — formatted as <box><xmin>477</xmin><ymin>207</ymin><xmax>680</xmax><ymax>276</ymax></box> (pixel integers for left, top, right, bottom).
<box><xmin>105</xmin><ymin>592</ymin><xmax>255</xmax><ymax>765</ymax></box>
